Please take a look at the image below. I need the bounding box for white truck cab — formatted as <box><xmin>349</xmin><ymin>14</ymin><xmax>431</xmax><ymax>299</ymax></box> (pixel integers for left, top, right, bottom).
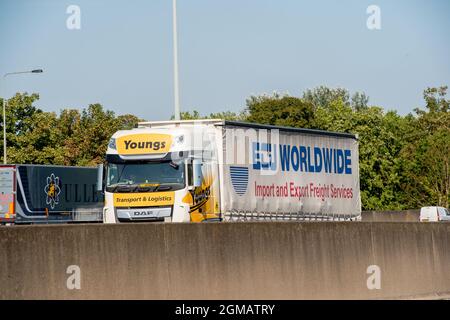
<box><xmin>101</xmin><ymin>120</ymin><xmax>222</xmax><ymax>223</ymax></box>
<box><xmin>420</xmin><ymin>206</ymin><xmax>450</xmax><ymax>222</ymax></box>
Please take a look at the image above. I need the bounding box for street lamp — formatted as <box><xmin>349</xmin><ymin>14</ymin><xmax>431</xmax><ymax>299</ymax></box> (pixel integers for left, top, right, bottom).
<box><xmin>172</xmin><ymin>0</ymin><xmax>180</xmax><ymax>120</ymax></box>
<box><xmin>2</xmin><ymin>69</ymin><xmax>44</xmax><ymax>164</ymax></box>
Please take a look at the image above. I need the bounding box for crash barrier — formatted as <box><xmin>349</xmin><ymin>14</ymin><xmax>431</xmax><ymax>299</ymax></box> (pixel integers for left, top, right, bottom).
<box><xmin>362</xmin><ymin>210</ymin><xmax>420</xmax><ymax>222</ymax></box>
<box><xmin>0</xmin><ymin>222</ymin><xmax>449</xmax><ymax>299</ymax></box>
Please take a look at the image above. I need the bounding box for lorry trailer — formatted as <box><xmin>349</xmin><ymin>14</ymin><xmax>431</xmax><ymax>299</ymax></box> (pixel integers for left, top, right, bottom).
<box><xmin>0</xmin><ymin>164</ymin><xmax>104</xmax><ymax>224</ymax></box>
<box><xmin>101</xmin><ymin>120</ymin><xmax>361</xmax><ymax>223</ymax></box>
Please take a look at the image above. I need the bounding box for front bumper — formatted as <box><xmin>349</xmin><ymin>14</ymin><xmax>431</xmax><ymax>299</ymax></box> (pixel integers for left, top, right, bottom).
<box><xmin>116</xmin><ymin>206</ymin><xmax>172</xmax><ymax>222</ymax></box>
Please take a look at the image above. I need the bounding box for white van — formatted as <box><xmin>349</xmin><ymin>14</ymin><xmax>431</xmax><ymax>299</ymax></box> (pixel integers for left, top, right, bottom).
<box><xmin>420</xmin><ymin>206</ymin><xmax>450</xmax><ymax>222</ymax></box>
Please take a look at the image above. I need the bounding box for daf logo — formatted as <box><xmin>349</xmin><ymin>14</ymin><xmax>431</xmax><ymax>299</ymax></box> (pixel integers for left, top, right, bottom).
<box><xmin>133</xmin><ymin>211</ymin><xmax>149</xmax><ymax>216</ymax></box>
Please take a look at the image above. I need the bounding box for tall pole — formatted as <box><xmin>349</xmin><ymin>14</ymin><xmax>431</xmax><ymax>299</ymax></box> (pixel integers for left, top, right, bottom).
<box><xmin>172</xmin><ymin>0</ymin><xmax>181</xmax><ymax>120</ymax></box>
<box><xmin>2</xmin><ymin>97</ymin><xmax>6</xmax><ymax>164</ymax></box>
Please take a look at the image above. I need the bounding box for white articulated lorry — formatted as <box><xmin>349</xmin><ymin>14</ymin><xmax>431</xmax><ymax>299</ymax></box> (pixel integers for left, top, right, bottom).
<box><xmin>100</xmin><ymin>119</ymin><xmax>361</xmax><ymax>223</ymax></box>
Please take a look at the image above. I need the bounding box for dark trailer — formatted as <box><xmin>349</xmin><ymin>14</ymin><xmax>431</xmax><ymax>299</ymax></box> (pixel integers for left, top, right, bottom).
<box><xmin>0</xmin><ymin>164</ymin><xmax>104</xmax><ymax>224</ymax></box>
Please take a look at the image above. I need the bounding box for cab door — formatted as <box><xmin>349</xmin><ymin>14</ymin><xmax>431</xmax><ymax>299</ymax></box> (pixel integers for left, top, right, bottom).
<box><xmin>204</xmin><ymin>160</ymin><xmax>221</xmax><ymax>221</ymax></box>
<box><xmin>187</xmin><ymin>157</ymin><xmax>221</xmax><ymax>222</ymax></box>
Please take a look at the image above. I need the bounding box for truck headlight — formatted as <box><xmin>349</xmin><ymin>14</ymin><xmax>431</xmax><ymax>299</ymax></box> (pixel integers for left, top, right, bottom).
<box><xmin>174</xmin><ymin>135</ymin><xmax>184</xmax><ymax>145</ymax></box>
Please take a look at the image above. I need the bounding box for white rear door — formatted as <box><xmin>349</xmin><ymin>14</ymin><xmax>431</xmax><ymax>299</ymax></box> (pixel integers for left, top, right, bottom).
<box><xmin>0</xmin><ymin>166</ymin><xmax>15</xmax><ymax>223</ymax></box>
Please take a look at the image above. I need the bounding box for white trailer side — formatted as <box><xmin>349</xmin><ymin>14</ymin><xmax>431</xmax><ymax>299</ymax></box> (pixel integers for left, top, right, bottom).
<box><xmin>220</xmin><ymin>121</ymin><xmax>360</xmax><ymax>220</ymax></box>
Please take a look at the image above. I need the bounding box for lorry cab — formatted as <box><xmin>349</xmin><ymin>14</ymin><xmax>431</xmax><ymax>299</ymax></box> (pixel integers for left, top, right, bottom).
<box><xmin>102</xmin><ymin>120</ymin><xmax>222</xmax><ymax>223</ymax></box>
<box><xmin>420</xmin><ymin>206</ymin><xmax>450</xmax><ymax>222</ymax></box>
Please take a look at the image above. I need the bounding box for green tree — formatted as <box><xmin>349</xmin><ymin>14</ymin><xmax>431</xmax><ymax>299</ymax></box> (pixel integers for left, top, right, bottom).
<box><xmin>302</xmin><ymin>86</ymin><xmax>369</xmax><ymax>111</ymax></box>
<box><xmin>171</xmin><ymin>110</ymin><xmax>243</xmax><ymax>121</ymax></box>
<box><xmin>0</xmin><ymin>92</ymin><xmax>43</xmax><ymax>162</ymax></box>
<box><xmin>2</xmin><ymin>85</ymin><xmax>448</xmax><ymax>211</ymax></box>
<box><xmin>1</xmin><ymin>93</ymin><xmax>140</xmax><ymax>166</ymax></box>
<box><xmin>400</xmin><ymin>86</ymin><xmax>450</xmax><ymax>208</ymax></box>
<box><xmin>60</xmin><ymin>104</ymin><xmax>140</xmax><ymax>166</ymax></box>
<box><xmin>245</xmin><ymin>94</ymin><xmax>315</xmax><ymax>128</ymax></box>
<box><xmin>314</xmin><ymin>99</ymin><xmax>409</xmax><ymax>210</ymax></box>
<box><xmin>303</xmin><ymin>86</ymin><xmax>349</xmax><ymax>110</ymax></box>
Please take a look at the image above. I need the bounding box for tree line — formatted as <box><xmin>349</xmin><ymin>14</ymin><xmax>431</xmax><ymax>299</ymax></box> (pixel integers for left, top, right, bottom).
<box><xmin>176</xmin><ymin>86</ymin><xmax>449</xmax><ymax>210</ymax></box>
<box><xmin>0</xmin><ymin>93</ymin><xmax>139</xmax><ymax>166</ymax></box>
<box><xmin>1</xmin><ymin>85</ymin><xmax>449</xmax><ymax>210</ymax></box>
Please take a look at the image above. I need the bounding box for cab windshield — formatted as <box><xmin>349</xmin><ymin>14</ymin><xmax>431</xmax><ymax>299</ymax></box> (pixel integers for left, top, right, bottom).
<box><xmin>106</xmin><ymin>162</ymin><xmax>185</xmax><ymax>192</ymax></box>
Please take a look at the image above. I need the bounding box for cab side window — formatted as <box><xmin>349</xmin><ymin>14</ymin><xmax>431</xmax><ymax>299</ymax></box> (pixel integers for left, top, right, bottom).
<box><xmin>437</xmin><ymin>207</ymin><xmax>447</xmax><ymax>217</ymax></box>
<box><xmin>187</xmin><ymin>162</ymin><xmax>193</xmax><ymax>186</ymax></box>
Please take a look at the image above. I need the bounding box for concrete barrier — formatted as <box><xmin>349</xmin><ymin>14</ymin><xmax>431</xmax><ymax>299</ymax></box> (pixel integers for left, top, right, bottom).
<box><xmin>0</xmin><ymin>222</ymin><xmax>449</xmax><ymax>299</ymax></box>
<box><xmin>362</xmin><ymin>210</ymin><xmax>420</xmax><ymax>222</ymax></box>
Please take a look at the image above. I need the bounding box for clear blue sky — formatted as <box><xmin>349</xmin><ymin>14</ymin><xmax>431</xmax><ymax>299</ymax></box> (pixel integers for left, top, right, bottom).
<box><xmin>0</xmin><ymin>0</ymin><xmax>449</xmax><ymax>120</ymax></box>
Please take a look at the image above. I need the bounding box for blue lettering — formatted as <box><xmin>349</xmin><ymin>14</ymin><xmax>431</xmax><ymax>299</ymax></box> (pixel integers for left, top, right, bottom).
<box><xmin>314</xmin><ymin>147</ymin><xmax>322</xmax><ymax>173</ymax></box>
<box><xmin>252</xmin><ymin>142</ymin><xmax>260</xmax><ymax>170</ymax></box>
<box><xmin>336</xmin><ymin>149</ymin><xmax>344</xmax><ymax>174</ymax></box>
<box><xmin>299</xmin><ymin>146</ymin><xmax>307</xmax><ymax>172</ymax></box>
<box><xmin>307</xmin><ymin>147</ymin><xmax>315</xmax><ymax>172</ymax></box>
<box><xmin>291</xmin><ymin>146</ymin><xmax>299</xmax><ymax>171</ymax></box>
<box><xmin>322</xmin><ymin>148</ymin><xmax>332</xmax><ymax>173</ymax></box>
<box><xmin>267</xmin><ymin>144</ymin><xmax>277</xmax><ymax>171</ymax></box>
<box><xmin>280</xmin><ymin>144</ymin><xmax>290</xmax><ymax>171</ymax></box>
<box><xmin>333</xmin><ymin>149</ymin><xmax>337</xmax><ymax>173</ymax></box>
<box><xmin>254</xmin><ymin>143</ymin><xmax>352</xmax><ymax>175</ymax></box>
<box><xmin>344</xmin><ymin>149</ymin><xmax>352</xmax><ymax>174</ymax></box>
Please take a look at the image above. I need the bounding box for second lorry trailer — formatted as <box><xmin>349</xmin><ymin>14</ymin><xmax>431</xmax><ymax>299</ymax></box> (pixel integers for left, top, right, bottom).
<box><xmin>0</xmin><ymin>164</ymin><xmax>104</xmax><ymax>224</ymax></box>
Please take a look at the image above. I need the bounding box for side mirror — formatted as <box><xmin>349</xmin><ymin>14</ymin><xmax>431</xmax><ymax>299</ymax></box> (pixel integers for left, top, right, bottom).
<box><xmin>192</xmin><ymin>159</ymin><xmax>202</xmax><ymax>188</ymax></box>
<box><xmin>97</xmin><ymin>164</ymin><xmax>104</xmax><ymax>192</ymax></box>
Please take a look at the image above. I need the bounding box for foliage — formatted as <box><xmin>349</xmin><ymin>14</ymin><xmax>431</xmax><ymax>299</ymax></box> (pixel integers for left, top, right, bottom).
<box><xmin>1</xmin><ymin>84</ymin><xmax>448</xmax><ymax>210</ymax></box>
<box><xmin>399</xmin><ymin>86</ymin><xmax>450</xmax><ymax>208</ymax></box>
<box><xmin>245</xmin><ymin>94</ymin><xmax>316</xmax><ymax>128</ymax></box>
<box><xmin>174</xmin><ymin>86</ymin><xmax>449</xmax><ymax>210</ymax></box>
<box><xmin>302</xmin><ymin>86</ymin><xmax>369</xmax><ymax>111</ymax></box>
<box><xmin>172</xmin><ymin>110</ymin><xmax>245</xmax><ymax>121</ymax></box>
<box><xmin>0</xmin><ymin>93</ymin><xmax>140</xmax><ymax>166</ymax></box>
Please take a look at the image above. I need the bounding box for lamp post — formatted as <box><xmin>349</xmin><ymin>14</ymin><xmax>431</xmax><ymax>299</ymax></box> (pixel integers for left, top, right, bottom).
<box><xmin>2</xmin><ymin>69</ymin><xmax>43</xmax><ymax>164</ymax></box>
<box><xmin>172</xmin><ymin>0</ymin><xmax>181</xmax><ymax>120</ymax></box>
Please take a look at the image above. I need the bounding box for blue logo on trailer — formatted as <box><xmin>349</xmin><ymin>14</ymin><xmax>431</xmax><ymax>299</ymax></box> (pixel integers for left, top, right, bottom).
<box><xmin>230</xmin><ymin>166</ymin><xmax>248</xmax><ymax>196</ymax></box>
